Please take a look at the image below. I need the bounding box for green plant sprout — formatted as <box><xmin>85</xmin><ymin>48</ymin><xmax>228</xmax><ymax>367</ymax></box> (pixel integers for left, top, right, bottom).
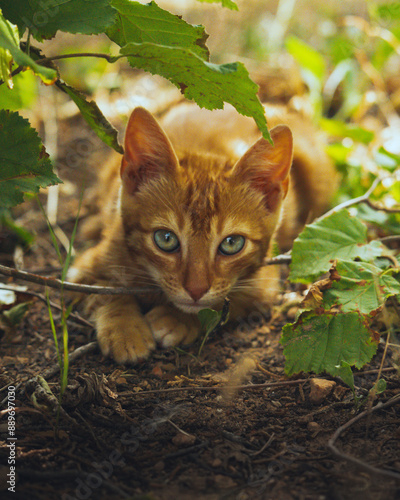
<box><xmin>38</xmin><ymin>192</ymin><xmax>83</xmax><ymax>415</ymax></box>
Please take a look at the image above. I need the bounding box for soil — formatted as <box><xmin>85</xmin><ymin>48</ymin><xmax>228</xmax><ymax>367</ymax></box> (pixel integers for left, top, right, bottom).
<box><xmin>1</xmin><ymin>86</ymin><xmax>400</xmax><ymax>500</ymax></box>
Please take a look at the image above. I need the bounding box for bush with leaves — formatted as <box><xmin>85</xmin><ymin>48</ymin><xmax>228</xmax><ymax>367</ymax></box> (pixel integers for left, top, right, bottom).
<box><xmin>1</xmin><ymin>0</ymin><xmax>399</xmax><ymax>389</ymax></box>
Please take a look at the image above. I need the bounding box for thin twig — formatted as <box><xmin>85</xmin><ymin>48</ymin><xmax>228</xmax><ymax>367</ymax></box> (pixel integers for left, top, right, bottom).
<box><xmin>119</xmin><ymin>378</ymin><xmax>308</xmax><ymax>397</ymax></box>
<box><xmin>262</xmin><ymin>176</ymin><xmax>393</xmax><ymax>267</ymax></box>
<box><xmin>315</xmin><ymin>176</ymin><xmax>384</xmax><ymax>222</ymax></box>
<box><xmin>37</xmin><ymin>53</ymin><xmax>114</xmax><ymax>64</ymax></box>
<box><xmin>328</xmin><ymin>393</ymin><xmax>400</xmax><ymax>480</ymax></box>
<box><xmin>40</xmin><ymin>342</ymin><xmax>98</xmax><ymax>381</ymax></box>
<box><xmin>263</xmin><ymin>253</ymin><xmax>292</xmax><ymax>266</ymax></box>
<box><xmin>0</xmin><ymin>286</ymin><xmax>93</xmax><ymax>328</ymax></box>
<box><xmin>380</xmin><ymin>235</ymin><xmax>400</xmax><ymax>245</ymax></box>
<box><xmin>354</xmin><ymin>367</ymin><xmax>397</xmax><ymax>377</ymax></box>
<box><xmin>0</xmin><ymin>264</ymin><xmax>152</xmax><ymax>295</ymax></box>
<box><xmin>365</xmin><ymin>199</ymin><xmax>400</xmax><ymax>213</ymax></box>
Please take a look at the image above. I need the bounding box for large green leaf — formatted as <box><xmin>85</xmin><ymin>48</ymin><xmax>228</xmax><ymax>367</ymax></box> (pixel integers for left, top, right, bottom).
<box><xmin>281</xmin><ymin>311</ymin><xmax>378</xmax><ymax>376</ymax></box>
<box><xmin>290</xmin><ymin>209</ymin><xmax>385</xmax><ymax>283</ymax></box>
<box><xmin>323</xmin><ymin>260</ymin><xmax>400</xmax><ymax>315</ymax></box>
<box><xmin>113</xmin><ymin>42</ymin><xmax>270</xmax><ymax>141</ymax></box>
<box><xmin>1</xmin><ymin>0</ymin><xmax>116</xmax><ymax>40</ymax></box>
<box><xmin>0</xmin><ymin>11</ymin><xmax>56</xmax><ymax>84</ymax></box>
<box><xmin>107</xmin><ymin>0</ymin><xmax>269</xmax><ymax>140</ymax></box>
<box><xmin>0</xmin><ymin>109</ymin><xmax>61</xmax><ymax>208</ymax></box>
<box><xmin>108</xmin><ymin>0</ymin><xmax>209</xmax><ymax>60</ymax></box>
<box><xmin>56</xmin><ymin>81</ymin><xmax>123</xmax><ymax>154</ymax></box>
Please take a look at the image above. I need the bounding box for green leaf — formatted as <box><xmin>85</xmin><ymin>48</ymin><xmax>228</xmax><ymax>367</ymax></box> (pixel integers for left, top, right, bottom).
<box><xmin>196</xmin><ymin>0</ymin><xmax>238</xmax><ymax>10</ymax></box>
<box><xmin>371</xmin><ymin>378</ymin><xmax>387</xmax><ymax>395</ymax></box>
<box><xmin>0</xmin><ymin>208</ymin><xmax>35</xmax><ymax>245</ymax></box>
<box><xmin>0</xmin><ymin>11</ymin><xmax>14</xmax><ymax>87</ymax></box>
<box><xmin>290</xmin><ymin>209</ymin><xmax>385</xmax><ymax>283</ymax></box>
<box><xmin>285</xmin><ymin>36</ymin><xmax>326</xmax><ymax>82</ymax></box>
<box><xmin>323</xmin><ymin>260</ymin><xmax>400</xmax><ymax>315</ymax></box>
<box><xmin>198</xmin><ymin>300</ymin><xmax>229</xmax><ymax>356</ymax></box>
<box><xmin>0</xmin><ymin>109</ymin><xmax>61</xmax><ymax>208</ymax></box>
<box><xmin>281</xmin><ymin>311</ymin><xmax>378</xmax><ymax>376</ymax></box>
<box><xmin>56</xmin><ymin>81</ymin><xmax>123</xmax><ymax>154</ymax></box>
<box><xmin>114</xmin><ymin>42</ymin><xmax>270</xmax><ymax>141</ymax></box>
<box><xmin>320</xmin><ymin>118</ymin><xmax>374</xmax><ymax>144</ymax></box>
<box><xmin>3</xmin><ymin>301</ymin><xmax>30</xmax><ymax>326</ymax></box>
<box><xmin>1</xmin><ymin>0</ymin><xmax>116</xmax><ymax>41</ymax></box>
<box><xmin>108</xmin><ymin>0</ymin><xmax>209</xmax><ymax>60</ymax></box>
<box><xmin>333</xmin><ymin>361</ymin><xmax>355</xmax><ymax>391</ymax></box>
<box><xmin>198</xmin><ymin>308</ymin><xmax>221</xmax><ymax>356</ymax></box>
<box><xmin>106</xmin><ymin>1</ymin><xmax>269</xmax><ymax>139</ymax></box>
<box><xmin>198</xmin><ymin>308</ymin><xmax>222</xmax><ymax>335</ymax></box>
<box><xmin>0</xmin><ymin>11</ymin><xmax>57</xmax><ymax>84</ymax></box>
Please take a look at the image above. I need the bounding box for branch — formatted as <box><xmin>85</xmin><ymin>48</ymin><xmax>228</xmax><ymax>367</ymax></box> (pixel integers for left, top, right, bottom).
<box><xmin>0</xmin><ymin>264</ymin><xmax>152</xmax><ymax>295</ymax></box>
<box><xmin>380</xmin><ymin>235</ymin><xmax>400</xmax><ymax>244</ymax></box>
<box><xmin>316</xmin><ymin>175</ymin><xmax>383</xmax><ymax>221</ymax></box>
<box><xmin>41</xmin><ymin>342</ymin><xmax>98</xmax><ymax>381</ymax></box>
<box><xmin>263</xmin><ymin>253</ymin><xmax>292</xmax><ymax>266</ymax></box>
<box><xmin>119</xmin><ymin>378</ymin><xmax>308</xmax><ymax>396</ymax></box>
<box><xmin>365</xmin><ymin>199</ymin><xmax>400</xmax><ymax>213</ymax></box>
<box><xmin>328</xmin><ymin>393</ymin><xmax>400</xmax><ymax>480</ymax></box>
<box><xmin>0</xmin><ymin>286</ymin><xmax>93</xmax><ymax>328</ymax></box>
<box><xmin>37</xmin><ymin>52</ymin><xmax>114</xmax><ymax>64</ymax></box>
<box><xmin>262</xmin><ymin>176</ymin><xmax>396</xmax><ymax>267</ymax></box>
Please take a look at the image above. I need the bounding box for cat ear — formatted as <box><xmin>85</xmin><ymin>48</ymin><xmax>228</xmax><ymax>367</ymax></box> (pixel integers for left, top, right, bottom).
<box><xmin>120</xmin><ymin>107</ymin><xmax>179</xmax><ymax>193</ymax></box>
<box><xmin>233</xmin><ymin>125</ymin><xmax>293</xmax><ymax>211</ymax></box>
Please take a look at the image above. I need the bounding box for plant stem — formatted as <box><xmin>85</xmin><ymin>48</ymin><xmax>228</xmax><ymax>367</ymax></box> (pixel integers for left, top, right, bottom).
<box><xmin>26</xmin><ymin>29</ymin><xmax>31</xmax><ymax>57</ymax></box>
<box><xmin>37</xmin><ymin>52</ymin><xmax>115</xmax><ymax>64</ymax></box>
<box><xmin>0</xmin><ymin>263</ymin><xmax>153</xmax><ymax>295</ymax></box>
<box><xmin>316</xmin><ymin>175</ymin><xmax>383</xmax><ymax>221</ymax></box>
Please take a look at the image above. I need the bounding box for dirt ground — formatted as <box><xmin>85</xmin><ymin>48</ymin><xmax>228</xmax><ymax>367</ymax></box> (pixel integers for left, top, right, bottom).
<box><xmin>1</xmin><ymin>103</ymin><xmax>400</xmax><ymax>500</ymax></box>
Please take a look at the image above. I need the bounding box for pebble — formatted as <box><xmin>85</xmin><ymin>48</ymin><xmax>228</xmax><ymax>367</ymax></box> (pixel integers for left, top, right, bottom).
<box><xmin>309</xmin><ymin>378</ymin><xmax>336</xmax><ymax>404</ymax></box>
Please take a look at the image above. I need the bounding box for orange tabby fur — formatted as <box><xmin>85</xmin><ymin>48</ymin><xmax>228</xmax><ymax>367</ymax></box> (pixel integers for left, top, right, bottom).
<box><xmin>69</xmin><ymin>103</ymin><xmax>337</xmax><ymax>363</ymax></box>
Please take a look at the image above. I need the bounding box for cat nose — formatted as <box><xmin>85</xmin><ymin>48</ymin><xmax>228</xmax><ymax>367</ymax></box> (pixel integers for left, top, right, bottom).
<box><xmin>185</xmin><ymin>284</ymin><xmax>209</xmax><ymax>302</ymax></box>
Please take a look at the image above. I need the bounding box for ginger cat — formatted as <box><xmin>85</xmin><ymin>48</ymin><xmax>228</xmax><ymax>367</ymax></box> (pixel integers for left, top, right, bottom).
<box><xmin>69</xmin><ymin>103</ymin><xmax>336</xmax><ymax>363</ymax></box>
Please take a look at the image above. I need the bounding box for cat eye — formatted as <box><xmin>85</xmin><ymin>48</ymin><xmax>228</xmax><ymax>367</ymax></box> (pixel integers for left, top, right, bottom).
<box><xmin>154</xmin><ymin>229</ymin><xmax>180</xmax><ymax>253</ymax></box>
<box><xmin>218</xmin><ymin>235</ymin><xmax>245</xmax><ymax>256</ymax></box>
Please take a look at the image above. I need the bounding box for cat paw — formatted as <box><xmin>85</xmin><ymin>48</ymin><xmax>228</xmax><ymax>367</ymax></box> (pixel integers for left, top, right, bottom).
<box><xmin>145</xmin><ymin>306</ymin><xmax>199</xmax><ymax>348</ymax></box>
<box><xmin>97</xmin><ymin>317</ymin><xmax>156</xmax><ymax>364</ymax></box>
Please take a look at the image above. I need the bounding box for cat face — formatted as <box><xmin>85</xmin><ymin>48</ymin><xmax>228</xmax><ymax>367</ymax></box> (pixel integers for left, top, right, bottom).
<box><xmin>119</xmin><ymin>108</ymin><xmax>293</xmax><ymax>313</ymax></box>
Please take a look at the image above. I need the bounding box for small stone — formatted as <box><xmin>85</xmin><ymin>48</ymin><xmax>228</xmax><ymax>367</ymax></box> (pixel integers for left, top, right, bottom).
<box><xmin>307</xmin><ymin>421</ymin><xmax>321</xmax><ymax>433</ymax></box>
<box><xmin>115</xmin><ymin>376</ymin><xmax>127</xmax><ymax>385</ymax></box>
<box><xmin>286</xmin><ymin>307</ymin><xmax>298</xmax><ymax>321</ymax></box>
<box><xmin>172</xmin><ymin>432</ymin><xmax>196</xmax><ymax>446</ymax></box>
<box><xmin>214</xmin><ymin>475</ymin><xmax>237</xmax><ymax>488</ymax></box>
<box><xmin>151</xmin><ymin>365</ymin><xmax>163</xmax><ymax>377</ymax></box>
<box><xmin>309</xmin><ymin>378</ymin><xmax>336</xmax><ymax>404</ymax></box>
<box><xmin>258</xmin><ymin>325</ymin><xmax>271</xmax><ymax>335</ymax></box>
<box><xmin>154</xmin><ymin>461</ymin><xmax>164</xmax><ymax>471</ymax></box>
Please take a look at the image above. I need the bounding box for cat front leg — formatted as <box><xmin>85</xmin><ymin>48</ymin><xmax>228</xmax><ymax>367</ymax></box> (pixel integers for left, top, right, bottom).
<box><xmin>95</xmin><ymin>297</ymin><xmax>156</xmax><ymax>364</ymax></box>
<box><xmin>145</xmin><ymin>305</ymin><xmax>199</xmax><ymax>348</ymax></box>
